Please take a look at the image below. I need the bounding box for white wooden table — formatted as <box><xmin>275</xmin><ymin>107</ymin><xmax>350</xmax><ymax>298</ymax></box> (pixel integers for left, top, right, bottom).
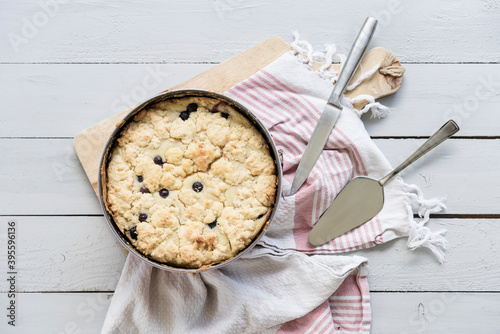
<box><xmin>1</xmin><ymin>1</ymin><xmax>499</xmax><ymax>333</ymax></box>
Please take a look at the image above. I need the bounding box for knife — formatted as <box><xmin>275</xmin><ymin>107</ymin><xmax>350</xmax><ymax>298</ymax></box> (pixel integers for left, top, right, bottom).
<box><xmin>289</xmin><ymin>17</ymin><xmax>378</xmax><ymax>196</ymax></box>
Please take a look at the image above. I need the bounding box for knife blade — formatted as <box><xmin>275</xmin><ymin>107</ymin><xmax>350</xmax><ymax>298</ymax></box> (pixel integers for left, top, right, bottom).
<box><xmin>289</xmin><ymin>17</ymin><xmax>377</xmax><ymax>196</ymax></box>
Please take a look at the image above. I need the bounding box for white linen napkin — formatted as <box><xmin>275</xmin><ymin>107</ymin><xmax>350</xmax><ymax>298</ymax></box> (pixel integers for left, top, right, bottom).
<box><xmin>102</xmin><ymin>39</ymin><xmax>446</xmax><ymax>333</ymax></box>
<box><xmin>101</xmin><ymin>245</ymin><xmax>368</xmax><ymax>333</ymax></box>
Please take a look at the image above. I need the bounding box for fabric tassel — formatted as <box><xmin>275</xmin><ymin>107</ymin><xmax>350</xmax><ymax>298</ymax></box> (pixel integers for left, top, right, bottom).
<box><xmin>291</xmin><ymin>31</ymin><xmax>313</xmax><ymax>67</ymax></box>
<box><xmin>343</xmin><ymin>94</ymin><xmax>392</xmax><ymax>118</ymax></box>
<box><xmin>290</xmin><ymin>32</ymin><xmax>391</xmax><ymax>119</ymax></box>
<box><xmin>345</xmin><ymin>63</ymin><xmax>380</xmax><ymax>90</ymax></box>
<box><xmin>403</xmin><ymin>182</ymin><xmax>448</xmax><ymax>263</ymax></box>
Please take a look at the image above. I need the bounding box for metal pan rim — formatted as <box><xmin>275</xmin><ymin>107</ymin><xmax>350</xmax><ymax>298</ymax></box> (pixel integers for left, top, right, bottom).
<box><xmin>98</xmin><ymin>89</ymin><xmax>282</xmax><ymax>273</ymax></box>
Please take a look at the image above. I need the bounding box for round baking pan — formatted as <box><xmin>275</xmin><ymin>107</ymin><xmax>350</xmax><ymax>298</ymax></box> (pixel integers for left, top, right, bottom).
<box><xmin>98</xmin><ymin>89</ymin><xmax>282</xmax><ymax>273</ymax></box>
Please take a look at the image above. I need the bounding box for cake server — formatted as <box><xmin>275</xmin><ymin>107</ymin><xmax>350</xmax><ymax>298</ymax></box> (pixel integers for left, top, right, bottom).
<box><xmin>308</xmin><ymin>120</ymin><xmax>460</xmax><ymax>247</ymax></box>
<box><xmin>289</xmin><ymin>17</ymin><xmax>378</xmax><ymax>196</ymax></box>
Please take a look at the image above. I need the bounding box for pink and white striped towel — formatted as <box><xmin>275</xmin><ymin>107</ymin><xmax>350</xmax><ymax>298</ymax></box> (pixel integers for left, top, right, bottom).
<box><xmin>102</xmin><ymin>46</ymin><xmax>447</xmax><ymax>334</ymax></box>
<box><xmin>226</xmin><ymin>51</ymin><xmax>447</xmax><ymax>260</ymax></box>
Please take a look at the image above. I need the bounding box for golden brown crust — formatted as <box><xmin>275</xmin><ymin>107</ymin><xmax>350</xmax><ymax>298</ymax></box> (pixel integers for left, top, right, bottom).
<box><xmin>106</xmin><ymin>96</ymin><xmax>277</xmax><ymax>268</ymax></box>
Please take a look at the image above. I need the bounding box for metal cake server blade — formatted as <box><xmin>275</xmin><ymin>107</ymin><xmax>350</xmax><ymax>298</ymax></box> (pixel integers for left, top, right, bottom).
<box><xmin>289</xmin><ymin>17</ymin><xmax>377</xmax><ymax>196</ymax></box>
<box><xmin>308</xmin><ymin>120</ymin><xmax>460</xmax><ymax>247</ymax></box>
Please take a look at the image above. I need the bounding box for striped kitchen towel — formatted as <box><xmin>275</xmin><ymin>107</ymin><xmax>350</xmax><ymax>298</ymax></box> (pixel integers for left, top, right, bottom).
<box><xmin>226</xmin><ymin>47</ymin><xmax>447</xmax><ymax>262</ymax></box>
<box><xmin>102</xmin><ymin>40</ymin><xmax>447</xmax><ymax>334</ymax></box>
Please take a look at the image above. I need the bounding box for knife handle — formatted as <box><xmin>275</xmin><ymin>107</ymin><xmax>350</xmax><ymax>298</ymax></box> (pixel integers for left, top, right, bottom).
<box><xmin>328</xmin><ymin>17</ymin><xmax>377</xmax><ymax>108</ymax></box>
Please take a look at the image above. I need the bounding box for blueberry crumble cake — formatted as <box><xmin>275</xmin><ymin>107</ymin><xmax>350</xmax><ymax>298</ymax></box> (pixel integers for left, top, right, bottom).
<box><xmin>105</xmin><ymin>96</ymin><xmax>277</xmax><ymax>268</ymax></box>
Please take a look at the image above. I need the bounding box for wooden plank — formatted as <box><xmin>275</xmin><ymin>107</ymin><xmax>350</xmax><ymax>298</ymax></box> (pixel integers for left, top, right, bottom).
<box><xmin>0</xmin><ymin>138</ymin><xmax>497</xmax><ymax>215</ymax></box>
<box><xmin>352</xmin><ymin>219</ymin><xmax>500</xmax><ymax>292</ymax></box>
<box><xmin>1</xmin><ymin>292</ymin><xmax>498</xmax><ymax>333</ymax></box>
<box><xmin>373</xmin><ymin>138</ymin><xmax>500</xmax><ymax>215</ymax></box>
<box><xmin>365</xmin><ymin>64</ymin><xmax>500</xmax><ymax>137</ymax></box>
<box><xmin>0</xmin><ymin>63</ymin><xmax>213</xmax><ymax>137</ymax></box>
<box><xmin>1</xmin><ymin>64</ymin><xmax>498</xmax><ymax>138</ymax></box>
<box><xmin>371</xmin><ymin>292</ymin><xmax>500</xmax><ymax>333</ymax></box>
<box><xmin>0</xmin><ymin>139</ymin><xmax>101</xmax><ymax>215</ymax></box>
<box><xmin>0</xmin><ymin>217</ymin><xmax>499</xmax><ymax>292</ymax></box>
<box><xmin>0</xmin><ymin>293</ymin><xmax>112</xmax><ymax>334</ymax></box>
<box><xmin>0</xmin><ymin>217</ymin><xmax>126</xmax><ymax>293</ymax></box>
<box><xmin>1</xmin><ymin>1</ymin><xmax>498</xmax><ymax>63</ymax></box>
